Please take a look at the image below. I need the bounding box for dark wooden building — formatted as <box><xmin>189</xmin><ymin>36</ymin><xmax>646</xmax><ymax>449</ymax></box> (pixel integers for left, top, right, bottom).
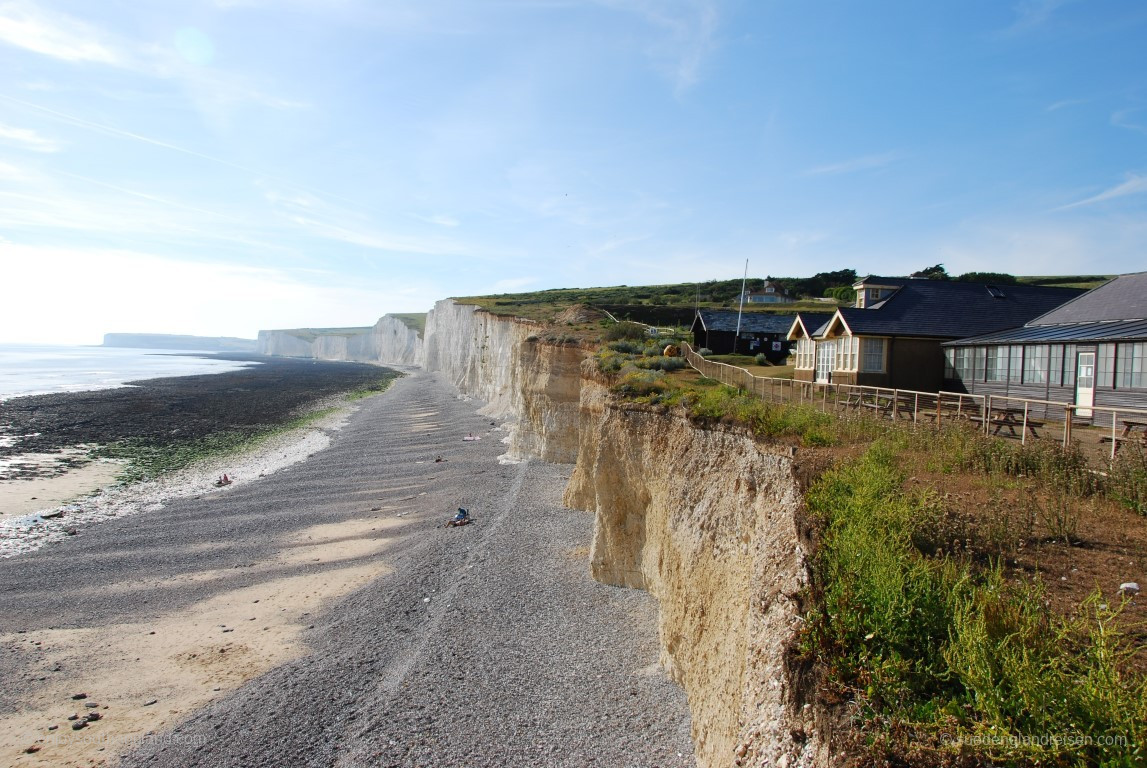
<box><xmin>943</xmin><ymin>272</ymin><xmax>1147</xmax><ymax>426</ymax></box>
<box><xmin>691</xmin><ymin>310</ymin><xmax>823</xmax><ymax>361</ymax></box>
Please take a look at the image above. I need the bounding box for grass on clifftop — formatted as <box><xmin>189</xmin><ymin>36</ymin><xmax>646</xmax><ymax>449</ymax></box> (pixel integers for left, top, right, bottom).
<box><xmin>802</xmin><ymin>438</ymin><xmax>1147</xmax><ymax>767</ymax></box>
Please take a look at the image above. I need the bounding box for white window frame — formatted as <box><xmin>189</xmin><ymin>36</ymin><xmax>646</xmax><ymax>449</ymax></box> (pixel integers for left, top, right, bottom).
<box><xmin>861</xmin><ymin>337</ymin><xmax>886</xmax><ymax>373</ymax></box>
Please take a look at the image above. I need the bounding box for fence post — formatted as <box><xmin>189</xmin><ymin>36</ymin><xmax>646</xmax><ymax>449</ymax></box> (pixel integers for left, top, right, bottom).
<box><xmin>1063</xmin><ymin>405</ymin><xmax>1072</xmax><ymax>448</ymax></box>
<box><xmin>892</xmin><ymin>389</ymin><xmax>899</xmax><ymax>421</ymax></box>
<box><xmin>914</xmin><ymin>392</ymin><xmax>919</xmax><ymax>425</ymax></box>
<box><xmin>1022</xmin><ymin>402</ymin><xmax>1029</xmax><ymax>446</ymax></box>
<box><xmin>1111</xmin><ymin>410</ymin><xmax>1118</xmax><ymax>461</ymax></box>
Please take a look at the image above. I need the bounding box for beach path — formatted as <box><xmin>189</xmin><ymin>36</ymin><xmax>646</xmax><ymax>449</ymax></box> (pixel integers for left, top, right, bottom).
<box><xmin>0</xmin><ymin>371</ymin><xmax>694</xmax><ymax>768</ymax></box>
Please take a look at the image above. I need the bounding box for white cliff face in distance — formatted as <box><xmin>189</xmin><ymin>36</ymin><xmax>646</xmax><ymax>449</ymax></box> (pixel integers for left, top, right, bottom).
<box><xmin>256</xmin><ymin>315</ymin><xmax>422</xmax><ymax>365</ymax></box>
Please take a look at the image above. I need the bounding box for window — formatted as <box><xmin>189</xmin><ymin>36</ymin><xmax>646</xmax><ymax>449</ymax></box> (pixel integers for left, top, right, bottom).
<box><xmin>944</xmin><ymin>348</ymin><xmax>956</xmax><ymax>379</ymax></box>
<box><xmin>861</xmin><ymin>338</ymin><xmax>885</xmax><ymax>372</ymax></box>
<box><xmin>1008</xmin><ymin>345</ymin><xmax>1023</xmax><ymax>384</ymax></box>
<box><xmin>1062</xmin><ymin>344</ymin><xmax>1076</xmax><ymax>387</ymax></box>
<box><xmin>972</xmin><ymin>347</ymin><xmax>986</xmax><ymax>381</ymax></box>
<box><xmin>1023</xmin><ymin>345</ymin><xmax>1048</xmax><ymax>385</ymax></box>
<box><xmin>986</xmin><ymin>346</ymin><xmax>1008</xmax><ymax>382</ymax></box>
<box><xmin>955</xmin><ymin>348</ymin><xmax>973</xmax><ymax>380</ymax></box>
<box><xmin>795</xmin><ymin>338</ymin><xmax>815</xmax><ymax>369</ymax></box>
<box><xmin>1049</xmin><ymin>345</ymin><xmax>1063</xmax><ymax>386</ymax></box>
<box><xmin>1117</xmin><ymin>342</ymin><xmax>1146</xmax><ymax>389</ymax></box>
<box><xmin>836</xmin><ymin>336</ymin><xmax>859</xmax><ymax>371</ymax></box>
<box><xmin>1098</xmin><ymin>343</ymin><xmax>1116</xmax><ymax>388</ymax></box>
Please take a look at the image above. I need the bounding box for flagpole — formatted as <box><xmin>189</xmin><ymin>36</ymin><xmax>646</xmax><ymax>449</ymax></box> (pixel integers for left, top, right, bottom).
<box><xmin>734</xmin><ymin>259</ymin><xmax>748</xmax><ymax>355</ymax></box>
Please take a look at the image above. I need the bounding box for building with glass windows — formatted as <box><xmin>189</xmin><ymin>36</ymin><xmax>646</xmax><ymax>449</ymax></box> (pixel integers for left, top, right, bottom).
<box><xmin>787</xmin><ymin>275</ymin><xmax>1083</xmax><ymax>392</ymax></box>
<box><xmin>943</xmin><ymin>272</ymin><xmax>1147</xmax><ymax>426</ymax></box>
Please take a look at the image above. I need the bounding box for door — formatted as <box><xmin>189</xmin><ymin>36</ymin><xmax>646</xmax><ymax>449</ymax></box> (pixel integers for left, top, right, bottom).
<box><xmin>1075</xmin><ymin>352</ymin><xmax>1095</xmax><ymax>418</ymax></box>
<box><xmin>816</xmin><ymin>341</ymin><xmax>836</xmax><ymax>383</ymax></box>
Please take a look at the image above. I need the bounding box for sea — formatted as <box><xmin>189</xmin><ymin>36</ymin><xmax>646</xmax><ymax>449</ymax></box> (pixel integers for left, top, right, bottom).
<box><xmin>0</xmin><ymin>344</ymin><xmax>260</xmax><ymax>401</ymax></box>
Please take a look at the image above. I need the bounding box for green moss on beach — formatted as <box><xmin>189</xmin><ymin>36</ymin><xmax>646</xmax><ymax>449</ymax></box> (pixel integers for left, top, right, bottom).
<box><xmin>95</xmin><ymin>374</ymin><xmax>397</xmax><ymax>483</ymax></box>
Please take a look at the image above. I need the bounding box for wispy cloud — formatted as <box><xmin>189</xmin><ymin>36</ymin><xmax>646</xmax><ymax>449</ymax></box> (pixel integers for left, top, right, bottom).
<box><xmin>0</xmin><ymin>1</ymin><xmax>121</xmax><ymax>63</ymax></box>
<box><xmin>1003</xmin><ymin>0</ymin><xmax>1078</xmax><ymax>33</ymax></box>
<box><xmin>594</xmin><ymin>0</ymin><xmax>720</xmax><ymax>93</ymax></box>
<box><xmin>0</xmin><ymin>158</ymin><xmax>35</xmax><ymax>180</ymax></box>
<box><xmin>1111</xmin><ymin>107</ymin><xmax>1147</xmax><ymax>135</ymax></box>
<box><xmin>413</xmin><ymin>213</ymin><xmax>461</xmax><ymax>228</ymax></box>
<box><xmin>804</xmin><ymin>151</ymin><xmax>899</xmax><ymax>176</ymax></box>
<box><xmin>1045</xmin><ymin>97</ymin><xmax>1089</xmax><ymax>112</ymax></box>
<box><xmin>0</xmin><ymin>121</ymin><xmax>61</xmax><ymax>152</ymax></box>
<box><xmin>1056</xmin><ymin>173</ymin><xmax>1147</xmax><ymax>210</ymax></box>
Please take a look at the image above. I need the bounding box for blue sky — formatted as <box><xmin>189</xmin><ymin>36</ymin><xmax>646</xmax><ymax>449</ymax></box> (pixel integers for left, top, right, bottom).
<box><xmin>1</xmin><ymin>0</ymin><xmax>1145</xmax><ymax>343</ymax></box>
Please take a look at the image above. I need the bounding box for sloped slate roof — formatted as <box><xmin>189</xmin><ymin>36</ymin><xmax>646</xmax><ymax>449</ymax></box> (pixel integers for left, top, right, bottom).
<box><xmin>836</xmin><ymin>280</ymin><xmax>1084</xmax><ymax>339</ymax></box>
<box><xmin>1027</xmin><ymin>272</ymin><xmax>1147</xmax><ymax>325</ymax></box>
<box><xmin>944</xmin><ymin>318</ymin><xmax>1147</xmax><ymax>346</ymax></box>
<box><xmin>694</xmin><ymin>310</ymin><xmax>803</xmax><ymax>334</ymax></box>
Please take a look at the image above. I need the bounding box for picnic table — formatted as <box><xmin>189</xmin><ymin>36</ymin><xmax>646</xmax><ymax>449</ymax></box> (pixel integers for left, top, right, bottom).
<box><xmin>1099</xmin><ymin>419</ymin><xmax>1147</xmax><ymax>455</ymax></box>
<box><xmin>987</xmin><ymin>407</ymin><xmax>1044</xmax><ymax>438</ymax></box>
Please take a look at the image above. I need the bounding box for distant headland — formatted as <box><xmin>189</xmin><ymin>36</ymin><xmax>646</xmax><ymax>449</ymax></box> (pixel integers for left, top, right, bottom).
<box><xmin>102</xmin><ymin>333</ymin><xmax>258</xmax><ymax>352</ymax></box>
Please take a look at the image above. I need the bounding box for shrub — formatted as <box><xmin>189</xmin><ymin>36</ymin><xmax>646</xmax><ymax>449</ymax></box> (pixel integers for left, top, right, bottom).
<box><xmin>754</xmin><ymin>353</ymin><xmax>769</xmax><ymax>366</ymax></box>
<box><xmin>803</xmin><ymin>441</ymin><xmax>1147</xmax><ymax>766</ymax></box>
<box><xmin>697</xmin><ymin>347</ymin><xmax>712</xmax><ymax>357</ymax></box>
<box><xmin>636</xmin><ymin>356</ymin><xmax>686</xmax><ymax>372</ymax></box>
<box><xmin>602</xmin><ymin>321</ymin><xmax>648</xmax><ymax>341</ymax></box>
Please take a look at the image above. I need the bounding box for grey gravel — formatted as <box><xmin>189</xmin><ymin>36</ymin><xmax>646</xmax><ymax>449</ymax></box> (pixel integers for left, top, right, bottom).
<box><xmin>0</xmin><ymin>371</ymin><xmax>695</xmax><ymax>767</ymax></box>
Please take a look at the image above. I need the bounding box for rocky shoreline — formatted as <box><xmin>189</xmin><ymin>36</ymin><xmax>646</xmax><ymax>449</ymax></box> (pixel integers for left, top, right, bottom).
<box><xmin>0</xmin><ymin>356</ymin><xmax>399</xmax><ymax>558</ymax></box>
<box><xmin>0</xmin><ymin>355</ymin><xmax>393</xmax><ymax>469</ymax></box>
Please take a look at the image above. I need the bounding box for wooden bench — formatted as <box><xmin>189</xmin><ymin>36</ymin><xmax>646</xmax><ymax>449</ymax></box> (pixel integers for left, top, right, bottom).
<box><xmin>1099</xmin><ymin>435</ymin><xmax>1147</xmax><ymax>455</ymax></box>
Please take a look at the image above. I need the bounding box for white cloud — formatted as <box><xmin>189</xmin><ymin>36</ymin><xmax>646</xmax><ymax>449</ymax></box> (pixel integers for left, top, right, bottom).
<box><xmin>1056</xmin><ymin>173</ymin><xmax>1147</xmax><ymax>210</ymax></box>
<box><xmin>0</xmin><ymin>1</ymin><xmax>121</xmax><ymax>63</ymax></box>
<box><xmin>0</xmin><ymin>122</ymin><xmax>61</xmax><ymax>152</ymax></box>
<box><xmin>0</xmin><ymin>158</ymin><xmax>34</xmax><ymax>180</ymax></box>
<box><xmin>804</xmin><ymin>151</ymin><xmax>900</xmax><ymax>176</ymax></box>
<box><xmin>0</xmin><ymin>243</ymin><xmax>436</xmax><ymax>344</ymax></box>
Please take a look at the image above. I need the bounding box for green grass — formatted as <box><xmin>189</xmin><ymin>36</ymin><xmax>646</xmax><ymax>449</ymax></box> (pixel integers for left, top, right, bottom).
<box><xmin>388</xmin><ymin>313</ymin><xmax>426</xmax><ymax>336</ymax></box>
<box><xmin>284</xmin><ymin>326</ymin><xmax>373</xmax><ymax>343</ymax></box>
<box><xmin>802</xmin><ymin>440</ymin><xmax>1147</xmax><ymax>767</ymax></box>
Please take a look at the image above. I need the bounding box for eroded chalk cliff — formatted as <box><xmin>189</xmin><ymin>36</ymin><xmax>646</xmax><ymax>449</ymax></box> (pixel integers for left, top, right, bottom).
<box><xmin>255</xmin><ymin>315</ymin><xmax>422</xmax><ymax>365</ymax></box>
<box><xmin>564</xmin><ymin>371</ymin><xmax>832</xmax><ymax>768</ymax></box>
<box><xmin>420</xmin><ymin>300</ymin><xmax>585</xmax><ymax>463</ymax></box>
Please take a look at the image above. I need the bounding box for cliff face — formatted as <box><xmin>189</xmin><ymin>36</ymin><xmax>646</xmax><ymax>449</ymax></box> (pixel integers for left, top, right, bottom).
<box><xmin>420</xmin><ymin>300</ymin><xmax>584</xmax><ymax>463</ymax></box>
<box><xmin>255</xmin><ymin>316</ymin><xmax>421</xmax><ymax>365</ymax></box>
<box><xmin>564</xmin><ymin>375</ymin><xmax>831</xmax><ymax>768</ymax></box>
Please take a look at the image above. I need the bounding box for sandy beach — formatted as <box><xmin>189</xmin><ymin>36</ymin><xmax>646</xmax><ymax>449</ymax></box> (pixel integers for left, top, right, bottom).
<box><xmin>0</xmin><ymin>370</ymin><xmax>694</xmax><ymax>768</ymax></box>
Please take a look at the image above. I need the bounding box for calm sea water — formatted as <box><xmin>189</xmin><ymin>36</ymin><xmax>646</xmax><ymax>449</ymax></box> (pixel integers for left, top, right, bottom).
<box><xmin>0</xmin><ymin>344</ymin><xmax>260</xmax><ymax>401</ymax></box>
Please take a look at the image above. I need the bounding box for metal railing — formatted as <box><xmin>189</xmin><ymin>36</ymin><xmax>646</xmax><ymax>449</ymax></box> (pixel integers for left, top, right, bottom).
<box><xmin>680</xmin><ymin>344</ymin><xmax>1147</xmax><ymax>460</ymax></box>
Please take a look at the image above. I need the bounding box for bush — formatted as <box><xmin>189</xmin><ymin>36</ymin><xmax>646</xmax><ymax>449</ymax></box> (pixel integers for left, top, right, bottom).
<box><xmin>636</xmin><ymin>356</ymin><xmax>686</xmax><ymax>372</ymax></box>
<box><xmin>602</xmin><ymin>321</ymin><xmax>648</xmax><ymax>341</ymax></box>
<box><xmin>803</xmin><ymin>441</ymin><xmax>1147</xmax><ymax>765</ymax></box>
<box><xmin>608</xmin><ymin>340</ymin><xmax>645</xmax><ymax>354</ymax></box>
<box><xmin>697</xmin><ymin>347</ymin><xmax>712</xmax><ymax>357</ymax></box>
<box><xmin>754</xmin><ymin>353</ymin><xmax>769</xmax><ymax>366</ymax></box>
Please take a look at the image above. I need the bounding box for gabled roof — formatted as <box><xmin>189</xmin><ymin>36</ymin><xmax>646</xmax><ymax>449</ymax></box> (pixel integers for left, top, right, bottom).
<box><xmin>786</xmin><ymin>312</ymin><xmax>835</xmax><ymax>340</ymax></box>
<box><xmin>1026</xmin><ymin>272</ymin><xmax>1146</xmax><ymax>325</ymax></box>
<box><xmin>829</xmin><ymin>279</ymin><xmax>1084</xmax><ymax>339</ymax></box>
<box><xmin>692</xmin><ymin>310</ymin><xmax>801</xmax><ymax>334</ymax></box>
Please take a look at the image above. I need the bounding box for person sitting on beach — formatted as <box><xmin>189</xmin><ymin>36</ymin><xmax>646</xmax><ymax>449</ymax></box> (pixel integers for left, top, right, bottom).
<box><xmin>462</xmin><ymin>433</ymin><xmax>481</xmax><ymax>441</ymax></box>
<box><xmin>215</xmin><ymin>473</ymin><xmax>232</xmax><ymax>487</ymax></box>
<box><xmin>448</xmin><ymin>508</ymin><xmax>470</xmax><ymax>526</ymax></box>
